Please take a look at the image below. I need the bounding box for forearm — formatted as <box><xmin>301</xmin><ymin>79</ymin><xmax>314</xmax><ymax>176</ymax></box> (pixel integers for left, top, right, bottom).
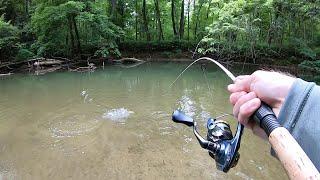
<box><xmin>277</xmin><ymin>78</ymin><xmax>320</xmax><ymax>171</ymax></box>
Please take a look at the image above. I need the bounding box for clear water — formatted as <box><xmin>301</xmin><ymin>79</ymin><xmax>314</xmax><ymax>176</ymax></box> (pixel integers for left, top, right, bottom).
<box><xmin>0</xmin><ymin>62</ymin><xmax>287</xmax><ymax>179</ymax></box>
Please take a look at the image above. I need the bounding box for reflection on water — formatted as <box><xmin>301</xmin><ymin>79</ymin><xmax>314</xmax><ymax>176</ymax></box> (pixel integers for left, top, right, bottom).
<box><xmin>0</xmin><ymin>62</ymin><xmax>287</xmax><ymax>179</ymax></box>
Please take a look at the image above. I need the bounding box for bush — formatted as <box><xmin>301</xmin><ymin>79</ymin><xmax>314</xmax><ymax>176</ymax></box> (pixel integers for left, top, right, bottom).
<box><xmin>287</xmin><ymin>38</ymin><xmax>316</xmax><ymax>60</ymax></box>
<box><xmin>15</xmin><ymin>48</ymin><xmax>35</xmax><ymax>61</ymax></box>
<box><xmin>119</xmin><ymin>40</ymin><xmax>197</xmax><ymax>52</ymax></box>
<box><xmin>0</xmin><ymin>16</ymin><xmax>20</xmax><ymax>61</ymax></box>
<box><xmin>94</xmin><ymin>42</ymin><xmax>121</xmax><ymax>58</ymax></box>
<box><xmin>31</xmin><ymin>1</ymin><xmax>122</xmax><ymax>58</ymax></box>
<box><xmin>299</xmin><ymin>60</ymin><xmax>320</xmax><ymax>83</ymax></box>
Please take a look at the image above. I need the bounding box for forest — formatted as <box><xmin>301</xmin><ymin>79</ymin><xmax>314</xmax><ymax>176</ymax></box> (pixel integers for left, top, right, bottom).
<box><xmin>0</xmin><ymin>0</ymin><xmax>319</xmax><ymax>70</ymax></box>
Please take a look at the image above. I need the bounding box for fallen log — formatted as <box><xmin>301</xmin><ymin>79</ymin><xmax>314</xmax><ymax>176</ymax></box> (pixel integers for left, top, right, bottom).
<box><xmin>34</xmin><ymin>66</ymin><xmax>61</xmax><ymax>75</ymax></box>
<box><xmin>0</xmin><ymin>73</ymin><xmax>13</xmax><ymax>77</ymax></box>
<box><xmin>112</xmin><ymin>58</ymin><xmax>145</xmax><ymax>64</ymax></box>
<box><xmin>34</xmin><ymin>60</ymin><xmax>63</xmax><ymax>66</ymax></box>
<box><xmin>116</xmin><ymin>61</ymin><xmax>146</xmax><ymax>69</ymax></box>
<box><xmin>0</xmin><ymin>57</ymin><xmax>66</xmax><ymax>70</ymax></box>
<box><xmin>69</xmin><ymin>63</ymin><xmax>96</xmax><ymax>72</ymax></box>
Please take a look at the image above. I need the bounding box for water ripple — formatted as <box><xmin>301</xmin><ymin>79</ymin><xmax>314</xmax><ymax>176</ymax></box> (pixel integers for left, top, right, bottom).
<box><xmin>48</xmin><ymin>114</ymin><xmax>101</xmax><ymax>138</ymax></box>
<box><xmin>151</xmin><ymin>111</ymin><xmax>170</xmax><ymax>119</ymax></box>
<box><xmin>0</xmin><ymin>161</ymin><xmax>17</xmax><ymax>179</ymax></box>
<box><xmin>37</xmin><ymin>102</ymin><xmax>104</xmax><ymax>156</ymax></box>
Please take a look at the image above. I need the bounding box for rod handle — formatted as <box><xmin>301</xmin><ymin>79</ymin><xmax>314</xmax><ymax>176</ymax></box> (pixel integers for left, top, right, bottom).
<box><xmin>253</xmin><ymin>103</ymin><xmax>280</xmax><ymax>136</ymax></box>
<box><xmin>252</xmin><ymin>103</ymin><xmax>320</xmax><ymax>179</ymax></box>
<box><xmin>269</xmin><ymin>127</ymin><xmax>320</xmax><ymax>179</ymax></box>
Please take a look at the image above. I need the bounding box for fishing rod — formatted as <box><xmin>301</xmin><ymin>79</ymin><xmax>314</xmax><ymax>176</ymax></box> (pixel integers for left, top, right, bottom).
<box><xmin>171</xmin><ymin>57</ymin><xmax>319</xmax><ymax>179</ymax></box>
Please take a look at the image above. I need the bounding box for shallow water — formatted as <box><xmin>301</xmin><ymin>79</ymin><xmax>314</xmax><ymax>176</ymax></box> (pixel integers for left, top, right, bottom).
<box><xmin>0</xmin><ymin>62</ymin><xmax>287</xmax><ymax>179</ymax></box>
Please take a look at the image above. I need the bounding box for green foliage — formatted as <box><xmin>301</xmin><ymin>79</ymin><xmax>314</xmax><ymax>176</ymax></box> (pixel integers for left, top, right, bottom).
<box><xmin>31</xmin><ymin>1</ymin><xmax>81</xmax><ymax>56</ymax></box>
<box><xmin>31</xmin><ymin>1</ymin><xmax>122</xmax><ymax>58</ymax></box>
<box><xmin>299</xmin><ymin>60</ymin><xmax>320</xmax><ymax>72</ymax></box>
<box><xmin>94</xmin><ymin>42</ymin><xmax>121</xmax><ymax>58</ymax></box>
<box><xmin>15</xmin><ymin>48</ymin><xmax>35</xmax><ymax>61</ymax></box>
<box><xmin>0</xmin><ymin>0</ymin><xmax>26</xmax><ymax>26</ymax></box>
<box><xmin>119</xmin><ymin>40</ymin><xmax>196</xmax><ymax>52</ymax></box>
<box><xmin>299</xmin><ymin>60</ymin><xmax>320</xmax><ymax>82</ymax></box>
<box><xmin>0</xmin><ymin>0</ymin><xmax>319</xmax><ymax>64</ymax></box>
<box><xmin>0</xmin><ymin>15</ymin><xmax>20</xmax><ymax>60</ymax></box>
<box><xmin>287</xmin><ymin>38</ymin><xmax>317</xmax><ymax>60</ymax></box>
<box><xmin>200</xmin><ymin>0</ymin><xmax>320</xmax><ymax>63</ymax></box>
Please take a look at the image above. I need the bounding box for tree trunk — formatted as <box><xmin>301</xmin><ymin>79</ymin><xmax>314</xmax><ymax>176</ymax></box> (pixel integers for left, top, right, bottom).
<box><xmin>109</xmin><ymin>0</ymin><xmax>116</xmax><ymax>17</ymax></box>
<box><xmin>267</xmin><ymin>12</ymin><xmax>273</xmax><ymax>46</ymax></box>
<box><xmin>117</xmin><ymin>0</ymin><xmax>125</xmax><ymax>28</ymax></box>
<box><xmin>72</xmin><ymin>15</ymin><xmax>81</xmax><ymax>55</ymax></box>
<box><xmin>303</xmin><ymin>21</ymin><xmax>306</xmax><ymax>40</ymax></box>
<box><xmin>68</xmin><ymin>16</ymin><xmax>75</xmax><ymax>56</ymax></box>
<box><xmin>171</xmin><ymin>0</ymin><xmax>178</xmax><ymax>37</ymax></box>
<box><xmin>187</xmin><ymin>0</ymin><xmax>190</xmax><ymax>41</ymax></box>
<box><xmin>25</xmin><ymin>0</ymin><xmax>29</xmax><ymax>18</ymax></box>
<box><xmin>206</xmin><ymin>0</ymin><xmax>212</xmax><ymax>20</ymax></box>
<box><xmin>142</xmin><ymin>0</ymin><xmax>151</xmax><ymax>41</ymax></box>
<box><xmin>194</xmin><ymin>1</ymin><xmax>203</xmax><ymax>39</ymax></box>
<box><xmin>179</xmin><ymin>0</ymin><xmax>185</xmax><ymax>39</ymax></box>
<box><xmin>154</xmin><ymin>0</ymin><xmax>164</xmax><ymax>41</ymax></box>
<box><xmin>135</xmin><ymin>0</ymin><xmax>138</xmax><ymax>40</ymax></box>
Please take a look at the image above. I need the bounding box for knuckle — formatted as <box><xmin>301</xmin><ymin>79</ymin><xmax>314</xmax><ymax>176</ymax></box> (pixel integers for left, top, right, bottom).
<box><xmin>253</xmin><ymin>70</ymin><xmax>263</xmax><ymax>75</ymax></box>
<box><xmin>238</xmin><ymin>92</ymin><xmax>255</xmax><ymax>104</ymax></box>
<box><xmin>248</xmin><ymin>91</ymin><xmax>257</xmax><ymax>98</ymax></box>
<box><xmin>231</xmin><ymin>91</ymin><xmax>246</xmax><ymax>104</ymax></box>
<box><xmin>252</xmin><ymin>70</ymin><xmax>264</xmax><ymax>79</ymax></box>
<box><xmin>239</xmin><ymin>105</ymin><xmax>249</xmax><ymax>117</ymax></box>
<box><xmin>240</xmin><ymin>91</ymin><xmax>247</xmax><ymax>95</ymax></box>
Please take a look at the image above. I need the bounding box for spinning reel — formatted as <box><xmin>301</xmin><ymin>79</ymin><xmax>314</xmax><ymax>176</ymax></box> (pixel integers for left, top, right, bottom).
<box><xmin>172</xmin><ymin>110</ymin><xmax>244</xmax><ymax>172</ymax></box>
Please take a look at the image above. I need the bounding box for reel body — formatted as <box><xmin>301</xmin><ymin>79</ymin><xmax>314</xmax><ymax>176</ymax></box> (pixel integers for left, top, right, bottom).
<box><xmin>172</xmin><ymin>110</ymin><xmax>243</xmax><ymax>172</ymax></box>
<box><xmin>206</xmin><ymin>118</ymin><xmax>240</xmax><ymax>171</ymax></box>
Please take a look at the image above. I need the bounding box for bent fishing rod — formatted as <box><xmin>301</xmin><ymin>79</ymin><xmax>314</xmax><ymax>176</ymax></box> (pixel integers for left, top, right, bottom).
<box><xmin>171</xmin><ymin>57</ymin><xmax>319</xmax><ymax>179</ymax></box>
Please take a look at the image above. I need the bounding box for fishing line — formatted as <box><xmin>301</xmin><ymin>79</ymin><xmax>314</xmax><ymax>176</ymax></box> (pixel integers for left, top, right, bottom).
<box><xmin>200</xmin><ymin>64</ymin><xmax>214</xmax><ymax>100</ymax></box>
<box><xmin>169</xmin><ymin>57</ymin><xmax>235</xmax><ymax>117</ymax></box>
<box><xmin>169</xmin><ymin>57</ymin><xmax>235</xmax><ymax>89</ymax></box>
<box><xmin>201</xmin><ymin>63</ymin><xmax>232</xmax><ymax>118</ymax></box>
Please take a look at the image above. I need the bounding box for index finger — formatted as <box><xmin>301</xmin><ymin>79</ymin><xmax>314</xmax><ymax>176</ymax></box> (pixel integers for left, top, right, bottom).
<box><xmin>228</xmin><ymin>75</ymin><xmax>255</xmax><ymax>93</ymax></box>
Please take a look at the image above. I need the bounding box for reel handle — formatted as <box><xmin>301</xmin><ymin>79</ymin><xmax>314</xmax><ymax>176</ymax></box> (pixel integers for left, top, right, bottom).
<box><xmin>252</xmin><ymin>103</ymin><xmax>320</xmax><ymax>179</ymax></box>
<box><xmin>172</xmin><ymin>110</ymin><xmax>194</xmax><ymax>127</ymax></box>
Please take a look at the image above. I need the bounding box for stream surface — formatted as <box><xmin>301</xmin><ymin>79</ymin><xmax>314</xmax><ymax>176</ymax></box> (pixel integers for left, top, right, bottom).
<box><xmin>0</xmin><ymin>62</ymin><xmax>287</xmax><ymax>179</ymax></box>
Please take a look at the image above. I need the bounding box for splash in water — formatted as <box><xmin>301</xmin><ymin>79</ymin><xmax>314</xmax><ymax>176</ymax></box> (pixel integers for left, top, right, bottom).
<box><xmin>102</xmin><ymin>108</ymin><xmax>134</xmax><ymax>122</ymax></box>
<box><xmin>177</xmin><ymin>91</ymin><xmax>196</xmax><ymax>117</ymax></box>
<box><xmin>80</xmin><ymin>90</ymin><xmax>93</xmax><ymax>103</ymax></box>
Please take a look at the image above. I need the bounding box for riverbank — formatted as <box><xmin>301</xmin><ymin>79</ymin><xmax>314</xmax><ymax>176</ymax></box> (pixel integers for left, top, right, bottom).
<box><xmin>120</xmin><ymin>50</ymin><xmax>307</xmax><ymax>75</ymax></box>
<box><xmin>0</xmin><ymin>46</ymin><xmax>314</xmax><ymax>77</ymax></box>
<box><xmin>0</xmin><ymin>56</ymin><xmax>305</xmax><ymax>78</ymax></box>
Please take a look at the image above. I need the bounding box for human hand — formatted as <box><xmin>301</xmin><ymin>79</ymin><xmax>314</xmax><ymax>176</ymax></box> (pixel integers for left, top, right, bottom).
<box><xmin>227</xmin><ymin>70</ymin><xmax>296</xmax><ymax>139</ymax></box>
